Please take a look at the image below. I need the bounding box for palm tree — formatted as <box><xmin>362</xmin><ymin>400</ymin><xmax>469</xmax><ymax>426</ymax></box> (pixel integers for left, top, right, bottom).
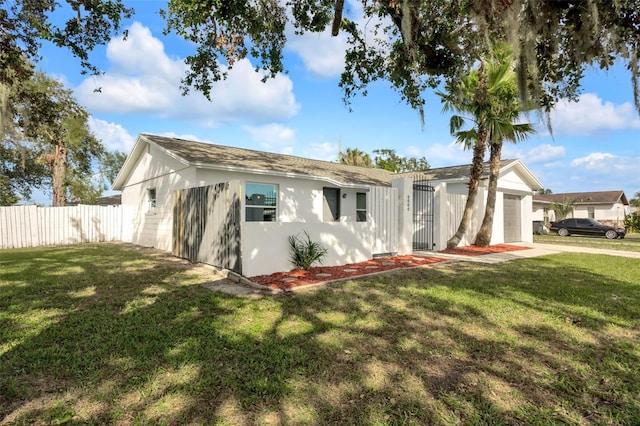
<box><xmin>536</xmin><ymin>188</ymin><xmax>553</xmax><ymax>195</ymax></box>
<box><xmin>475</xmin><ymin>49</ymin><xmax>535</xmax><ymax>246</ymax></box>
<box><xmin>338</xmin><ymin>147</ymin><xmax>372</xmax><ymax>167</ymax></box>
<box><xmin>439</xmin><ymin>47</ymin><xmax>521</xmax><ymax>248</ymax></box>
<box><xmin>551</xmin><ymin>198</ymin><xmax>575</xmax><ymax>221</ymax></box>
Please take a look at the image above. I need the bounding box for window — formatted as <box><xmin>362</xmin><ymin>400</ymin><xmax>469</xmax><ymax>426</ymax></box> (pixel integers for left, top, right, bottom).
<box><xmin>356</xmin><ymin>192</ymin><xmax>367</xmax><ymax>222</ymax></box>
<box><xmin>246</xmin><ymin>183</ymin><xmax>277</xmax><ymax>222</ymax></box>
<box><xmin>323</xmin><ymin>187</ymin><xmax>340</xmax><ymax>221</ymax></box>
<box><xmin>587</xmin><ymin>207</ymin><xmax>594</xmax><ymax>219</ymax></box>
<box><xmin>147</xmin><ymin>188</ymin><xmax>157</xmax><ymax>209</ymax></box>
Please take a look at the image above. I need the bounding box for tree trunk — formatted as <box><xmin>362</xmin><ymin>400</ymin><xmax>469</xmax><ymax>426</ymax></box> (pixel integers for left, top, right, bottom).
<box><xmin>52</xmin><ymin>140</ymin><xmax>67</xmax><ymax>207</ymax></box>
<box><xmin>475</xmin><ymin>142</ymin><xmax>502</xmax><ymax>246</ymax></box>
<box><xmin>446</xmin><ymin>135</ymin><xmax>487</xmax><ymax>248</ymax></box>
<box><xmin>447</xmin><ymin>62</ymin><xmax>489</xmax><ymax>249</ymax></box>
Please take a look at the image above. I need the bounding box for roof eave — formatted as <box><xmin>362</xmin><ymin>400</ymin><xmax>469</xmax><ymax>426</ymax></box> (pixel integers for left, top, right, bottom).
<box><xmin>111</xmin><ymin>135</ymin><xmax>147</xmax><ymax>190</ymax></box>
<box><xmin>112</xmin><ymin>134</ymin><xmax>190</xmax><ymax>190</ymax></box>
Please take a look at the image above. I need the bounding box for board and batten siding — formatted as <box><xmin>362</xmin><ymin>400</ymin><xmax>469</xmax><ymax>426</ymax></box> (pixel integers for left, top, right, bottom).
<box><xmin>172</xmin><ymin>182</ymin><xmax>242</xmax><ymax>274</ymax></box>
<box><xmin>370</xmin><ymin>186</ymin><xmax>398</xmax><ymax>255</ymax></box>
<box><xmin>0</xmin><ymin>205</ymin><xmax>122</xmax><ymax>249</ymax></box>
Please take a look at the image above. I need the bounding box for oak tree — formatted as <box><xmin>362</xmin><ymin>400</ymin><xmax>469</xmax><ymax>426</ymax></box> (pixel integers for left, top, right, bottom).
<box><xmin>161</xmin><ymin>1</ymin><xmax>640</xmax><ymax>116</ymax></box>
<box><xmin>1</xmin><ymin>0</ymin><xmax>133</xmax><ymax>84</ymax></box>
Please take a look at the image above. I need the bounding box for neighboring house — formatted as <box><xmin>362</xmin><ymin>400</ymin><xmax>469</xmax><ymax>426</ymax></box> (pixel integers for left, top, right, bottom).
<box><xmin>65</xmin><ymin>194</ymin><xmax>121</xmax><ymax>207</ymax></box>
<box><xmin>113</xmin><ymin>134</ymin><xmax>543</xmax><ymax>277</ymax></box>
<box><xmin>533</xmin><ymin>191</ymin><xmax>629</xmax><ymax>227</ymax></box>
<box><xmin>95</xmin><ymin>194</ymin><xmax>122</xmax><ymax>206</ymax></box>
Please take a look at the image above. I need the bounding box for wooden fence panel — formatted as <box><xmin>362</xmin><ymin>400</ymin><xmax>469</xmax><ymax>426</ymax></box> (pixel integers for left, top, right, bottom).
<box><xmin>172</xmin><ymin>181</ymin><xmax>242</xmax><ymax>274</ymax></box>
<box><xmin>0</xmin><ymin>205</ymin><xmax>122</xmax><ymax>249</ymax></box>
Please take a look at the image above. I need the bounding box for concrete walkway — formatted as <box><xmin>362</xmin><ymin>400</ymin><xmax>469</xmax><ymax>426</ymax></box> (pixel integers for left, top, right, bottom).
<box><xmin>423</xmin><ymin>242</ymin><xmax>640</xmax><ymax>264</ymax></box>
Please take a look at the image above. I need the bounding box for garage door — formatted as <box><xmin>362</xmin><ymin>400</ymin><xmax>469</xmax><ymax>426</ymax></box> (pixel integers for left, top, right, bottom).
<box><xmin>503</xmin><ymin>194</ymin><xmax>521</xmax><ymax>243</ymax></box>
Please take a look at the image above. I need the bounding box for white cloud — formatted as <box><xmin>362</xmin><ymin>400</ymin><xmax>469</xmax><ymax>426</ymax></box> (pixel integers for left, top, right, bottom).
<box><xmin>159</xmin><ymin>132</ymin><xmax>209</xmax><ymax>143</ymax></box>
<box><xmin>285</xmin><ymin>0</ymin><xmax>389</xmax><ymax>79</ymax></box>
<box><xmin>422</xmin><ymin>141</ymin><xmax>469</xmax><ymax>167</ymax></box>
<box><xmin>528</xmin><ymin>155</ymin><xmax>640</xmax><ymax>195</ymax></box>
<box><xmin>534</xmin><ymin>152</ymin><xmax>640</xmax><ymax>195</ymax></box>
<box><xmin>518</xmin><ymin>144</ymin><xmax>566</xmax><ymax>164</ymax></box>
<box><xmin>88</xmin><ymin>117</ymin><xmax>135</xmax><ymax>153</ymax></box>
<box><xmin>287</xmin><ymin>30</ymin><xmax>348</xmax><ymax>78</ymax></box>
<box><xmin>75</xmin><ymin>22</ymin><xmax>300</xmax><ymax>126</ymax></box>
<box><xmin>550</xmin><ymin>93</ymin><xmax>640</xmax><ymax>135</ymax></box>
<box><xmin>570</xmin><ymin>152</ymin><xmax>616</xmax><ymax>169</ymax></box>
<box><xmin>303</xmin><ymin>142</ymin><xmax>339</xmax><ymax>161</ymax></box>
<box><xmin>243</xmin><ymin>123</ymin><xmax>296</xmax><ymax>154</ymax></box>
<box><xmin>405</xmin><ymin>145</ymin><xmax>423</xmax><ymax>157</ymax></box>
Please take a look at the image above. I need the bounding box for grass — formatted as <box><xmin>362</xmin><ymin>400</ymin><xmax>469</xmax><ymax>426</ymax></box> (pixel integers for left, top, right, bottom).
<box><xmin>534</xmin><ymin>232</ymin><xmax>640</xmax><ymax>252</ymax></box>
<box><xmin>1</xmin><ymin>243</ymin><xmax>639</xmax><ymax>424</ymax></box>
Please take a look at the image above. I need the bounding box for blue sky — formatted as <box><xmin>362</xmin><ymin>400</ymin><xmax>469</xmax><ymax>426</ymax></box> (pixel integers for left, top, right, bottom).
<box><xmin>36</xmin><ymin>1</ymin><xmax>640</xmax><ymax>202</ymax></box>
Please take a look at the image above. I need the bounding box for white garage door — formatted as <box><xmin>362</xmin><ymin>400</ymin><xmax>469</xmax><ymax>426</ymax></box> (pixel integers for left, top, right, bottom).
<box><xmin>503</xmin><ymin>194</ymin><xmax>521</xmax><ymax>243</ymax></box>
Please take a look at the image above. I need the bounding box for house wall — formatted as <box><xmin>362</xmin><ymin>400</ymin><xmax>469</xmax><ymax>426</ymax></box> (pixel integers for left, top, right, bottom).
<box><xmin>122</xmin><ymin>160</ymin><xmax>401</xmax><ymax>277</ymax></box>
<box><xmin>392</xmin><ymin>178</ymin><xmax>413</xmax><ymax>254</ymax></box>
<box><xmin>496</xmin><ymin>169</ymin><xmax>535</xmax><ymax>244</ymax></box>
<box><xmin>120</xmin><ymin>144</ymin><xmax>196</xmax><ymax>251</ymax></box>
<box><xmin>431</xmin><ymin>168</ymin><xmax>535</xmax><ymax>250</ymax></box>
<box><xmin>119</xmin><ymin>143</ymin><xmax>540</xmax><ymax>276</ymax></box>
<box><xmin>520</xmin><ymin>194</ymin><xmax>534</xmax><ymax>243</ymax></box>
<box><xmin>532</xmin><ymin>204</ymin><xmax>552</xmax><ymax>223</ymax></box>
<box><xmin>533</xmin><ymin>202</ymin><xmax>627</xmax><ymax>227</ymax></box>
<box><xmin>572</xmin><ymin>203</ymin><xmax>626</xmax><ymax>225</ymax></box>
<box><xmin>242</xmin><ymin>222</ymin><xmax>374</xmax><ymax>277</ymax></box>
<box><xmin>432</xmin><ymin>181</ymin><xmax>486</xmax><ymax>250</ymax></box>
<box><xmin>195</xmin><ymin>168</ymin><xmax>367</xmax><ymax>223</ymax></box>
<box><xmin>490</xmin><ymin>192</ymin><xmax>505</xmax><ymax>244</ymax></box>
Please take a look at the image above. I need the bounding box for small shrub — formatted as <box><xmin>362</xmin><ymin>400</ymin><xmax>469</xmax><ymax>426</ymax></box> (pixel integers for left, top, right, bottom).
<box><xmin>624</xmin><ymin>213</ymin><xmax>640</xmax><ymax>232</ymax></box>
<box><xmin>288</xmin><ymin>231</ymin><xmax>328</xmax><ymax>270</ymax></box>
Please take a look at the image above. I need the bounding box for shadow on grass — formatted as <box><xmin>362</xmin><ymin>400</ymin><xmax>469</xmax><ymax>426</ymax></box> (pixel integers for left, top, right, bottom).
<box><xmin>1</xmin><ymin>245</ymin><xmax>639</xmax><ymax>424</ymax></box>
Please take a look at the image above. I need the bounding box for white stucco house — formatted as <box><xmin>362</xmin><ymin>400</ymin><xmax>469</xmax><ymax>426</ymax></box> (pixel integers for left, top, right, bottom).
<box><xmin>112</xmin><ymin>134</ymin><xmax>543</xmax><ymax>277</ymax></box>
<box><xmin>532</xmin><ymin>191</ymin><xmax>629</xmax><ymax>227</ymax></box>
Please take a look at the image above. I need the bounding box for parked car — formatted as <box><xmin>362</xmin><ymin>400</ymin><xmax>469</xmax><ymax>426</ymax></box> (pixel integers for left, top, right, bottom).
<box><xmin>550</xmin><ymin>218</ymin><xmax>626</xmax><ymax>239</ymax></box>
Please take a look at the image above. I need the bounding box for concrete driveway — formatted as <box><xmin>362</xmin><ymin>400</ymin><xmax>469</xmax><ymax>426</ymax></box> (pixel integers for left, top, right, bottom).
<box><xmin>456</xmin><ymin>242</ymin><xmax>640</xmax><ymax>264</ymax></box>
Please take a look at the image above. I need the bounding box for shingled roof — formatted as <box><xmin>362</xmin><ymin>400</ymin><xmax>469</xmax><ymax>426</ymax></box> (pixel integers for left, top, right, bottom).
<box><xmin>533</xmin><ymin>191</ymin><xmax>629</xmax><ymax>205</ymax></box>
<box><xmin>113</xmin><ymin>134</ymin><xmax>536</xmax><ymax>190</ymax></box>
<box><xmin>396</xmin><ymin>160</ymin><xmax>519</xmax><ymax>181</ymax></box>
<box><xmin>144</xmin><ymin>134</ymin><xmax>395</xmax><ymax>186</ymax></box>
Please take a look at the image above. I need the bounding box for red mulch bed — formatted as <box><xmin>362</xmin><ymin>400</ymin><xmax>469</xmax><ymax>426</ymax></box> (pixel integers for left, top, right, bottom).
<box><xmin>439</xmin><ymin>243</ymin><xmax>530</xmax><ymax>256</ymax></box>
<box><xmin>250</xmin><ymin>244</ymin><xmax>532</xmax><ymax>290</ymax></box>
<box><xmin>250</xmin><ymin>255</ymin><xmax>448</xmax><ymax>290</ymax></box>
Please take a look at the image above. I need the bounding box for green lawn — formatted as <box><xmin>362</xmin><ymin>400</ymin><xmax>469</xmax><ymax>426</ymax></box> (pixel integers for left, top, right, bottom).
<box><xmin>534</xmin><ymin>232</ymin><xmax>640</xmax><ymax>253</ymax></box>
<box><xmin>1</xmin><ymin>243</ymin><xmax>639</xmax><ymax>425</ymax></box>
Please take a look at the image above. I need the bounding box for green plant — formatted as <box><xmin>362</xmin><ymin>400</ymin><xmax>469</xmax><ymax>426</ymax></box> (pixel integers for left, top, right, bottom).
<box><xmin>551</xmin><ymin>197</ymin><xmax>576</xmax><ymax>220</ymax></box>
<box><xmin>288</xmin><ymin>231</ymin><xmax>328</xmax><ymax>270</ymax></box>
<box><xmin>624</xmin><ymin>213</ymin><xmax>640</xmax><ymax>232</ymax></box>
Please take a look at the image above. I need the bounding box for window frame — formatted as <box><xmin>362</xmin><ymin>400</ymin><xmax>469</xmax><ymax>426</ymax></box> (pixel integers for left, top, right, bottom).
<box><xmin>323</xmin><ymin>187</ymin><xmax>341</xmax><ymax>222</ymax></box>
<box><xmin>356</xmin><ymin>192</ymin><xmax>367</xmax><ymax>222</ymax></box>
<box><xmin>147</xmin><ymin>188</ymin><xmax>157</xmax><ymax>210</ymax></box>
<box><xmin>245</xmin><ymin>182</ymin><xmax>278</xmax><ymax>222</ymax></box>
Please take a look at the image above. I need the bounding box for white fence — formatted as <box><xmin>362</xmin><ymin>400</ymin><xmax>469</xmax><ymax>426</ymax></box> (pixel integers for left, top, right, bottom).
<box><xmin>0</xmin><ymin>205</ymin><xmax>122</xmax><ymax>249</ymax></box>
